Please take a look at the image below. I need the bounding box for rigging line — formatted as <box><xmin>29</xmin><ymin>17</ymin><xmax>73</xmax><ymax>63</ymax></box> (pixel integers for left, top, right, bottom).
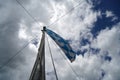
<box><xmin>46</xmin><ymin>35</ymin><xmax>59</xmax><ymax>80</ymax></box>
<box><xmin>46</xmin><ymin>37</ymin><xmax>70</xmax><ymax>76</ymax></box>
<box><xmin>48</xmin><ymin>1</ymin><xmax>81</xmax><ymax>27</ymax></box>
<box><xmin>60</xmin><ymin>52</ymin><xmax>80</xmax><ymax>80</ymax></box>
<box><xmin>51</xmin><ymin>39</ymin><xmax>81</xmax><ymax>80</ymax></box>
<box><xmin>0</xmin><ymin>38</ymin><xmax>36</xmax><ymax>71</ymax></box>
<box><xmin>16</xmin><ymin>0</ymin><xmax>42</xmax><ymax>27</ymax></box>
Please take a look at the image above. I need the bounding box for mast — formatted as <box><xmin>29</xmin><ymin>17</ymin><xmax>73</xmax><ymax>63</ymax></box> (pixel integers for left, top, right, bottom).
<box><xmin>29</xmin><ymin>27</ymin><xmax>46</xmax><ymax>80</ymax></box>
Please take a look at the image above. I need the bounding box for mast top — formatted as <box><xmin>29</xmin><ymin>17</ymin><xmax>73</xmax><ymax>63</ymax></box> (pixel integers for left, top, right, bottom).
<box><xmin>42</xmin><ymin>26</ymin><xmax>46</xmax><ymax>32</ymax></box>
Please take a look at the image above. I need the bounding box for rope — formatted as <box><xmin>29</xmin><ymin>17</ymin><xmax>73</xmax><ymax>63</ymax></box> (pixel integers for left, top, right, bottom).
<box><xmin>48</xmin><ymin>1</ymin><xmax>81</xmax><ymax>27</ymax></box>
<box><xmin>0</xmin><ymin>39</ymin><xmax>33</xmax><ymax>71</ymax></box>
<box><xmin>46</xmin><ymin>35</ymin><xmax>59</xmax><ymax>80</ymax></box>
<box><xmin>51</xmin><ymin>38</ymin><xmax>81</xmax><ymax>80</ymax></box>
<box><xmin>16</xmin><ymin>0</ymin><xmax>42</xmax><ymax>27</ymax></box>
<box><xmin>16</xmin><ymin>0</ymin><xmax>82</xmax><ymax>28</ymax></box>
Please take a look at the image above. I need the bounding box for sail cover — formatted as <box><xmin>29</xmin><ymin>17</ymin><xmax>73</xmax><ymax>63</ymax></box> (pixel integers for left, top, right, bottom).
<box><xmin>45</xmin><ymin>28</ymin><xmax>76</xmax><ymax>62</ymax></box>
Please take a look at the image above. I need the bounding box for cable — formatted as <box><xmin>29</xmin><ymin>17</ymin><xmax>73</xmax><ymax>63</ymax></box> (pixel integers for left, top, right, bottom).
<box><xmin>46</xmin><ymin>36</ymin><xmax>72</xmax><ymax>78</ymax></box>
<box><xmin>0</xmin><ymin>38</ymin><xmax>36</xmax><ymax>71</ymax></box>
<box><xmin>0</xmin><ymin>0</ymin><xmax>44</xmax><ymax>70</ymax></box>
<box><xmin>48</xmin><ymin>2</ymin><xmax>81</xmax><ymax>27</ymax></box>
<box><xmin>16</xmin><ymin>0</ymin><xmax>42</xmax><ymax>27</ymax></box>
<box><xmin>16</xmin><ymin>0</ymin><xmax>82</xmax><ymax>29</ymax></box>
<box><xmin>46</xmin><ymin>35</ymin><xmax>59</xmax><ymax>80</ymax></box>
<box><xmin>16</xmin><ymin>0</ymin><xmax>82</xmax><ymax>31</ymax></box>
<box><xmin>60</xmin><ymin>52</ymin><xmax>80</xmax><ymax>80</ymax></box>
<box><xmin>0</xmin><ymin>0</ymin><xmax>45</xmax><ymax>69</ymax></box>
<box><xmin>51</xmin><ymin>38</ymin><xmax>80</xmax><ymax>80</ymax></box>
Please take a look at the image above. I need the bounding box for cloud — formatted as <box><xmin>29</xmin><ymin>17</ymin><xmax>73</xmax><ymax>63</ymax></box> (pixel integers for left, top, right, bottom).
<box><xmin>105</xmin><ymin>10</ymin><xmax>114</xmax><ymax>17</ymax></box>
<box><xmin>90</xmin><ymin>23</ymin><xmax>120</xmax><ymax>80</ymax></box>
<box><xmin>105</xmin><ymin>10</ymin><xmax>118</xmax><ymax>21</ymax></box>
<box><xmin>0</xmin><ymin>0</ymin><xmax>120</xmax><ymax>80</ymax></box>
<box><xmin>0</xmin><ymin>0</ymin><xmax>40</xmax><ymax>80</ymax></box>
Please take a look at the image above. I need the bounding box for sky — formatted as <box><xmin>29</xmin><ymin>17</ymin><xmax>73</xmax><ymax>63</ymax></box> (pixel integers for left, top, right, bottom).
<box><xmin>0</xmin><ymin>0</ymin><xmax>120</xmax><ymax>80</ymax></box>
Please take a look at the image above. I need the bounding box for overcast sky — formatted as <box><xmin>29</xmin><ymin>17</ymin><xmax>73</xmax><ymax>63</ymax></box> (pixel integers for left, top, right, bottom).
<box><xmin>0</xmin><ymin>0</ymin><xmax>120</xmax><ymax>80</ymax></box>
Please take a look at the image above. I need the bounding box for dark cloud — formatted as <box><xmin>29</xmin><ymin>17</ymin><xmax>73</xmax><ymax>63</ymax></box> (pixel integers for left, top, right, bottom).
<box><xmin>0</xmin><ymin>0</ymin><xmax>52</xmax><ymax>80</ymax></box>
<box><xmin>0</xmin><ymin>0</ymin><xmax>36</xmax><ymax>80</ymax></box>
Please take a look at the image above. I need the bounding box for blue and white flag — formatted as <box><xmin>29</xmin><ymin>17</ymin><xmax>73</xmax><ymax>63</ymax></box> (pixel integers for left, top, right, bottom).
<box><xmin>45</xmin><ymin>28</ymin><xmax>76</xmax><ymax>62</ymax></box>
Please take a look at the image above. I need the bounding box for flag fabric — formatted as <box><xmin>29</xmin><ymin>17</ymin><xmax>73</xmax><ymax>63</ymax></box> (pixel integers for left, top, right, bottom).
<box><xmin>45</xmin><ymin>28</ymin><xmax>76</xmax><ymax>62</ymax></box>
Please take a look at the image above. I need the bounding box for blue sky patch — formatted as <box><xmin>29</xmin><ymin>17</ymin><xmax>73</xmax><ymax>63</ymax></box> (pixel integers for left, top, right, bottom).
<box><xmin>99</xmin><ymin>69</ymin><xmax>105</xmax><ymax>80</ymax></box>
<box><xmin>90</xmin><ymin>47</ymin><xmax>100</xmax><ymax>54</ymax></box>
<box><xmin>80</xmin><ymin>38</ymin><xmax>91</xmax><ymax>46</ymax></box>
<box><xmin>101</xmin><ymin>51</ymin><xmax>112</xmax><ymax>62</ymax></box>
<box><xmin>90</xmin><ymin>0</ymin><xmax>120</xmax><ymax>37</ymax></box>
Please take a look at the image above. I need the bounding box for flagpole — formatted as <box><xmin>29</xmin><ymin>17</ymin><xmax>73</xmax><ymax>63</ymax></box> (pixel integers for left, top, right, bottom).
<box><xmin>41</xmin><ymin>26</ymin><xmax>46</xmax><ymax>80</ymax></box>
<box><xmin>29</xmin><ymin>26</ymin><xmax>46</xmax><ymax>80</ymax></box>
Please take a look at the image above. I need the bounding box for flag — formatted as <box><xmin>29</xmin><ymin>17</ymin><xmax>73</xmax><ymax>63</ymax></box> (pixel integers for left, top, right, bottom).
<box><xmin>45</xmin><ymin>28</ymin><xmax>76</xmax><ymax>62</ymax></box>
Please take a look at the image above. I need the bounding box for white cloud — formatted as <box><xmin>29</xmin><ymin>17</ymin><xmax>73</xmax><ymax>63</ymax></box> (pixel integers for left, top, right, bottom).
<box><xmin>0</xmin><ymin>0</ymin><xmax>120</xmax><ymax>80</ymax></box>
<box><xmin>18</xmin><ymin>24</ymin><xmax>28</xmax><ymax>40</ymax></box>
<box><xmin>91</xmin><ymin>23</ymin><xmax>120</xmax><ymax>80</ymax></box>
<box><xmin>105</xmin><ymin>11</ymin><xmax>114</xmax><ymax>17</ymax></box>
<box><xmin>105</xmin><ymin>10</ymin><xmax>118</xmax><ymax>21</ymax></box>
